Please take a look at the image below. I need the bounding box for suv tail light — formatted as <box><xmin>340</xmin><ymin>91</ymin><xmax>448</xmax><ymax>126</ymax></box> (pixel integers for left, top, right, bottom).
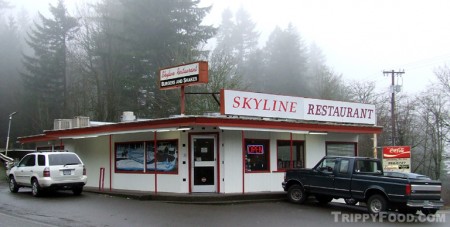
<box><xmin>43</xmin><ymin>167</ymin><xmax>50</xmax><ymax>177</ymax></box>
<box><xmin>83</xmin><ymin>166</ymin><xmax>86</xmax><ymax>175</ymax></box>
<box><xmin>406</xmin><ymin>184</ymin><xmax>411</xmax><ymax>196</ymax></box>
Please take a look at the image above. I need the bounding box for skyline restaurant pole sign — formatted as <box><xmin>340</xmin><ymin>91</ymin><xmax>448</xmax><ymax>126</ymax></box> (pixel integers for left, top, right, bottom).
<box><xmin>220</xmin><ymin>89</ymin><xmax>376</xmax><ymax>125</ymax></box>
<box><xmin>159</xmin><ymin>61</ymin><xmax>208</xmax><ymax>90</ymax></box>
<box><xmin>159</xmin><ymin>61</ymin><xmax>208</xmax><ymax>115</ymax></box>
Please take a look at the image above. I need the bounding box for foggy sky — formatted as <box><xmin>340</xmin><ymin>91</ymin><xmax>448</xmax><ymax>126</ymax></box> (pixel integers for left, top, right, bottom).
<box><xmin>12</xmin><ymin>0</ymin><xmax>450</xmax><ymax>94</ymax></box>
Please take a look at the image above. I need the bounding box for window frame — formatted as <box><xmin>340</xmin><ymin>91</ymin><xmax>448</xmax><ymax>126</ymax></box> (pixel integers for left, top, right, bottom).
<box><xmin>276</xmin><ymin>140</ymin><xmax>305</xmax><ymax>171</ymax></box>
<box><xmin>114</xmin><ymin>139</ymin><xmax>179</xmax><ymax>174</ymax></box>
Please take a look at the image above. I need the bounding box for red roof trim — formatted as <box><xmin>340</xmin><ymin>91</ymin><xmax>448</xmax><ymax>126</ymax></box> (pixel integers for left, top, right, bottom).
<box><xmin>18</xmin><ymin>116</ymin><xmax>382</xmax><ymax>144</ymax></box>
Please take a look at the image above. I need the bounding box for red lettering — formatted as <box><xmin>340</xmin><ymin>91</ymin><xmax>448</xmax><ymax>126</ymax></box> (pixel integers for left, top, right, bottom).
<box><xmin>321</xmin><ymin>105</ymin><xmax>327</xmax><ymax>116</ymax></box>
<box><xmin>233</xmin><ymin>96</ymin><xmax>241</xmax><ymax>108</ymax></box>
<box><xmin>289</xmin><ymin>102</ymin><xmax>297</xmax><ymax>113</ymax></box>
<box><xmin>315</xmin><ymin>105</ymin><xmax>322</xmax><ymax>115</ymax></box>
<box><xmin>346</xmin><ymin>107</ymin><xmax>353</xmax><ymax>117</ymax></box>
<box><xmin>254</xmin><ymin>99</ymin><xmax>262</xmax><ymax>109</ymax></box>
<box><xmin>279</xmin><ymin>101</ymin><xmax>288</xmax><ymax>112</ymax></box>
<box><xmin>367</xmin><ymin>109</ymin><xmax>374</xmax><ymax>119</ymax></box>
<box><xmin>328</xmin><ymin>106</ymin><xmax>335</xmax><ymax>116</ymax></box>
<box><xmin>333</xmin><ymin>107</ymin><xmax>340</xmax><ymax>117</ymax></box>
<box><xmin>360</xmin><ymin>109</ymin><xmax>367</xmax><ymax>118</ymax></box>
<box><xmin>242</xmin><ymin>97</ymin><xmax>252</xmax><ymax>109</ymax></box>
<box><xmin>263</xmin><ymin>99</ymin><xmax>271</xmax><ymax>110</ymax></box>
<box><xmin>307</xmin><ymin>104</ymin><xmax>315</xmax><ymax>114</ymax></box>
<box><xmin>353</xmin><ymin>108</ymin><xmax>359</xmax><ymax>118</ymax></box>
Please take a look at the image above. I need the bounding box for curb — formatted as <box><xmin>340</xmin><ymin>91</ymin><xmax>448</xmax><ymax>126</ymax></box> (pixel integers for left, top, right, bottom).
<box><xmin>84</xmin><ymin>187</ymin><xmax>287</xmax><ymax>204</ymax></box>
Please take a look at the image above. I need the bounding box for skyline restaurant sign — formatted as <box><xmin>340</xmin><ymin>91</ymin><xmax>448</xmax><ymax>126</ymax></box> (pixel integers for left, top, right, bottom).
<box><xmin>220</xmin><ymin>90</ymin><xmax>376</xmax><ymax>125</ymax></box>
<box><xmin>159</xmin><ymin>61</ymin><xmax>208</xmax><ymax>90</ymax></box>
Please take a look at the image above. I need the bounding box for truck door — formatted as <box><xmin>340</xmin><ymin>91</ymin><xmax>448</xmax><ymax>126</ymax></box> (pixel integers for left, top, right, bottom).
<box><xmin>333</xmin><ymin>158</ymin><xmax>352</xmax><ymax>197</ymax></box>
<box><xmin>309</xmin><ymin>157</ymin><xmax>337</xmax><ymax>195</ymax></box>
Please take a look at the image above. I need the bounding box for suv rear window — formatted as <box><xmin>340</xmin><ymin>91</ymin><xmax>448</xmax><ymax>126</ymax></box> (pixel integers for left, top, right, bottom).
<box><xmin>48</xmin><ymin>153</ymin><xmax>82</xmax><ymax>166</ymax></box>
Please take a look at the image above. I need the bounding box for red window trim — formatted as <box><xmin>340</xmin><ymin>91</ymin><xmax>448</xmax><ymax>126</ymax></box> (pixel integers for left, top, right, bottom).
<box><xmin>114</xmin><ymin>139</ymin><xmax>179</xmax><ymax>174</ymax></box>
<box><xmin>276</xmin><ymin>139</ymin><xmax>305</xmax><ymax>172</ymax></box>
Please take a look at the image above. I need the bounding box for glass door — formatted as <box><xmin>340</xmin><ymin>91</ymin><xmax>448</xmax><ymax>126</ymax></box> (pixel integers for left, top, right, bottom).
<box><xmin>191</xmin><ymin>135</ymin><xmax>217</xmax><ymax>192</ymax></box>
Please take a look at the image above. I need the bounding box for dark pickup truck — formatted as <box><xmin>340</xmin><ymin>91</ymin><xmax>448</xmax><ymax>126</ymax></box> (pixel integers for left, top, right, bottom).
<box><xmin>282</xmin><ymin>156</ymin><xmax>444</xmax><ymax>214</ymax></box>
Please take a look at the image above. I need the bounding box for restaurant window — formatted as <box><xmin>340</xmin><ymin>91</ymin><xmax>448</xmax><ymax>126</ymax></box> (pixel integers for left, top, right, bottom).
<box><xmin>326</xmin><ymin>142</ymin><xmax>356</xmax><ymax>157</ymax></box>
<box><xmin>115</xmin><ymin>142</ymin><xmax>145</xmax><ymax>172</ymax></box>
<box><xmin>115</xmin><ymin>140</ymin><xmax>178</xmax><ymax>174</ymax></box>
<box><xmin>245</xmin><ymin>139</ymin><xmax>270</xmax><ymax>172</ymax></box>
<box><xmin>277</xmin><ymin>140</ymin><xmax>305</xmax><ymax>170</ymax></box>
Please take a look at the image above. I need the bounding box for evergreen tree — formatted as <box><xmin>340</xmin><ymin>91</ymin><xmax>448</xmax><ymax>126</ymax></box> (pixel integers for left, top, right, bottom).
<box><xmin>77</xmin><ymin>0</ymin><xmax>216</xmax><ymax>119</ymax></box>
<box><xmin>262</xmin><ymin>24</ymin><xmax>309</xmax><ymax>96</ymax></box>
<box><xmin>0</xmin><ymin>0</ymin><xmax>22</xmax><ymax>147</ymax></box>
<box><xmin>21</xmin><ymin>0</ymin><xmax>78</xmax><ymax>130</ymax></box>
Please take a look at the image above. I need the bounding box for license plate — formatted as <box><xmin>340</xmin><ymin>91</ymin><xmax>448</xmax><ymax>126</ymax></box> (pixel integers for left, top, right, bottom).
<box><xmin>63</xmin><ymin>170</ymin><xmax>71</xmax><ymax>175</ymax></box>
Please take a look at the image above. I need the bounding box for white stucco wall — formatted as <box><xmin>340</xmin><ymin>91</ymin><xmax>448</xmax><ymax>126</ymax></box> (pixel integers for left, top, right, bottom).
<box><xmin>35</xmin><ymin>128</ymin><xmax>360</xmax><ymax>194</ymax></box>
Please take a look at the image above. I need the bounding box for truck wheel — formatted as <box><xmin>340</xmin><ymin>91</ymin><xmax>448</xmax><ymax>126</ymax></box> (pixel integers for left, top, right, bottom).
<box><xmin>31</xmin><ymin>179</ymin><xmax>42</xmax><ymax>197</ymax></box>
<box><xmin>367</xmin><ymin>194</ymin><xmax>387</xmax><ymax>214</ymax></box>
<box><xmin>9</xmin><ymin>177</ymin><xmax>19</xmax><ymax>193</ymax></box>
<box><xmin>422</xmin><ymin>209</ymin><xmax>437</xmax><ymax>215</ymax></box>
<box><xmin>287</xmin><ymin>185</ymin><xmax>308</xmax><ymax>204</ymax></box>
<box><xmin>316</xmin><ymin>195</ymin><xmax>333</xmax><ymax>205</ymax></box>
<box><xmin>344</xmin><ymin>198</ymin><xmax>358</xmax><ymax>205</ymax></box>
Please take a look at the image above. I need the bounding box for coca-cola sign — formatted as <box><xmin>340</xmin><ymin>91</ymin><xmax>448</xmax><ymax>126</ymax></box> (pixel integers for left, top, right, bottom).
<box><xmin>383</xmin><ymin>146</ymin><xmax>411</xmax><ymax>158</ymax></box>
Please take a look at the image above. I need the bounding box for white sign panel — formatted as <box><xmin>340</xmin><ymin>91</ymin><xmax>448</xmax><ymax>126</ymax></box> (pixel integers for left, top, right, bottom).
<box><xmin>221</xmin><ymin>90</ymin><xmax>376</xmax><ymax>125</ymax></box>
<box><xmin>160</xmin><ymin>62</ymin><xmax>200</xmax><ymax>81</ymax></box>
<box><xmin>303</xmin><ymin>99</ymin><xmax>376</xmax><ymax>124</ymax></box>
<box><xmin>383</xmin><ymin>158</ymin><xmax>411</xmax><ymax>173</ymax></box>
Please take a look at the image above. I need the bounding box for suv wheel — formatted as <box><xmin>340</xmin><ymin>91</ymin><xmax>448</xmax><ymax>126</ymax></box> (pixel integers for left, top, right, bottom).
<box><xmin>31</xmin><ymin>179</ymin><xmax>42</xmax><ymax>197</ymax></box>
<box><xmin>72</xmin><ymin>186</ymin><xmax>83</xmax><ymax>196</ymax></box>
<box><xmin>9</xmin><ymin>177</ymin><xmax>19</xmax><ymax>193</ymax></box>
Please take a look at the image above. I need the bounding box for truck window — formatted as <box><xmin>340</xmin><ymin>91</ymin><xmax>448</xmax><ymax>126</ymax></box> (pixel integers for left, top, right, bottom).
<box><xmin>339</xmin><ymin>159</ymin><xmax>350</xmax><ymax>173</ymax></box>
<box><xmin>317</xmin><ymin>158</ymin><xmax>336</xmax><ymax>173</ymax></box>
<box><xmin>355</xmin><ymin>160</ymin><xmax>382</xmax><ymax>174</ymax></box>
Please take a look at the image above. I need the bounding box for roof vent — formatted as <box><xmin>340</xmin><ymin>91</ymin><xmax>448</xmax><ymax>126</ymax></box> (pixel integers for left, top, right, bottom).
<box><xmin>121</xmin><ymin>111</ymin><xmax>136</xmax><ymax>122</ymax></box>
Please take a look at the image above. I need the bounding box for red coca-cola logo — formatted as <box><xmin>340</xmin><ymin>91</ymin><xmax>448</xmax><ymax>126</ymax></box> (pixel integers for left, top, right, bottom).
<box><xmin>383</xmin><ymin>146</ymin><xmax>411</xmax><ymax>158</ymax></box>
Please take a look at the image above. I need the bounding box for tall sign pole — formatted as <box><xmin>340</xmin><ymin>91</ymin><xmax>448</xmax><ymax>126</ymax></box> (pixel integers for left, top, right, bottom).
<box><xmin>383</xmin><ymin>70</ymin><xmax>404</xmax><ymax>146</ymax></box>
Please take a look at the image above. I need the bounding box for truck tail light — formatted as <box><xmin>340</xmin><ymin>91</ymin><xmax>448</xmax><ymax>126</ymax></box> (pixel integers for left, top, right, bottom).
<box><xmin>83</xmin><ymin>166</ymin><xmax>86</xmax><ymax>175</ymax></box>
<box><xmin>406</xmin><ymin>184</ymin><xmax>411</xmax><ymax>196</ymax></box>
<box><xmin>43</xmin><ymin>167</ymin><xmax>50</xmax><ymax>177</ymax></box>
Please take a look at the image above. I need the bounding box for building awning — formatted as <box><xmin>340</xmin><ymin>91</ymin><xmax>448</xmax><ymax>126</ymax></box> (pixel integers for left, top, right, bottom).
<box><xmin>18</xmin><ymin>115</ymin><xmax>382</xmax><ymax>144</ymax></box>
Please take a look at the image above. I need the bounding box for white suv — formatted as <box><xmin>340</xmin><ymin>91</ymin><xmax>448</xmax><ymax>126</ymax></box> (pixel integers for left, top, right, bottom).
<box><xmin>8</xmin><ymin>152</ymin><xmax>88</xmax><ymax>196</ymax></box>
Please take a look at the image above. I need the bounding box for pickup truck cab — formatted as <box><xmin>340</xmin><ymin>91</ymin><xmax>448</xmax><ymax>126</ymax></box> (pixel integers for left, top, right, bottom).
<box><xmin>282</xmin><ymin>156</ymin><xmax>444</xmax><ymax>214</ymax></box>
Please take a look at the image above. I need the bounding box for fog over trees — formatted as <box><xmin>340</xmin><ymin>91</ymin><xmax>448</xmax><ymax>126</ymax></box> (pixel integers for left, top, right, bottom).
<box><xmin>0</xmin><ymin>0</ymin><xmax>448</xmax><ymax>179</ymax></box>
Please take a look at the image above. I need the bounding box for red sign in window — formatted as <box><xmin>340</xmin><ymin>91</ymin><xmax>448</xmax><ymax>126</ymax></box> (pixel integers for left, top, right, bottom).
<box><xmin>247</xmin><ymin>145</ymin><xmax>264</xmax><ymax>154</ymax></box>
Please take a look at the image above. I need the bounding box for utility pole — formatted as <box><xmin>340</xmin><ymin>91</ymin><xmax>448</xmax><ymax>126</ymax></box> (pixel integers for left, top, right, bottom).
<box><xmin>383</xmin><ymin>70</ymin><xmax>404</xmax><ymax>146</ymax></box>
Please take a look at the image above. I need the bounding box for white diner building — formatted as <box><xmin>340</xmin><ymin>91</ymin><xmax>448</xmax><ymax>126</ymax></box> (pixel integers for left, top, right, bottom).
<box><xmin>18</xmin><ymin>89</ymin><xmax>382</xmax><ymax>194</ymax></box>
